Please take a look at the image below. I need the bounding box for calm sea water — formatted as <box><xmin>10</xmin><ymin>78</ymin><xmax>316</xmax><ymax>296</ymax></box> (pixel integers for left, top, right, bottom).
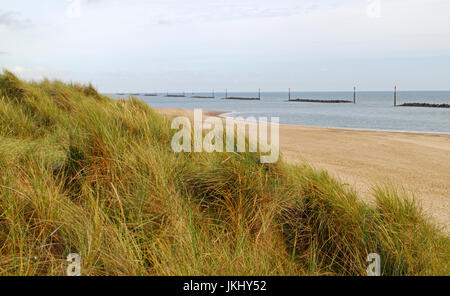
<box><xmin>109</xmin><ymin>91</ymin><xmax>450</xmax><ymax>134</ymax></box>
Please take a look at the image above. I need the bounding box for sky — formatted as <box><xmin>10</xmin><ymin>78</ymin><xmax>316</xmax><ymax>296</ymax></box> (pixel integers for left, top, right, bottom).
<box><xmin>0</xmin><ymin>0</ymin><xmax>449</xmax><ymax>92</ymax></box>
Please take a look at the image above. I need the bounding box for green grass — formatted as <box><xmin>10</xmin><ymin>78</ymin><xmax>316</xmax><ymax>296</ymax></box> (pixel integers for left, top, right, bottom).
<box><xmin>0</xmin><ymin>70</ymin><xmax>448</xmax><ymax>276</ymax></box>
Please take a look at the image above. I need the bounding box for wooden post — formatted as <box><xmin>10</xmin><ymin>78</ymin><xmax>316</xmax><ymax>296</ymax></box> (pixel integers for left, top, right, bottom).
<box><xmin>353</xmin><ymin>87</ymin><xmax>356</xmax><ymax>104</ymax></box>
<box><xmin>289</xmin><ymin>88</ymin><xmax>291</xmax><ymax>101</ymax></box>
<box><xmin>394</xmin><ymin>86</ymin><xmax>397</xmax><ymax>107</ymax></box>
<box><xmin>259</xmin><ymin>88</ymin><xmax>261</xmax><ymax>100</ymax></box>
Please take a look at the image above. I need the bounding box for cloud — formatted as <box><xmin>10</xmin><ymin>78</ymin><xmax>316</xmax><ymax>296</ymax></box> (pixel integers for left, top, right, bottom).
<box><xmin>0</xmin><ymin>51</ymin><xmax>8</xmax><ymax>55</ymax></box>
<box><xmin>78</xmin><ymin>0</ymin><xmax>327</xmax><ymax>26</ymax></box>
<box><xmin>10</xmin><ymin>66</ymin><xmax>71</xmax><ymax>81</ymax></box>
<box><xmin>0</xmin><ymin>10</ymin><xmax>31</xmax><ymax>29</ymax></box>
<box><xmin>151</xmin><ymin>0</ymin><xmax>323</xmax><ymax>25</ymax></box>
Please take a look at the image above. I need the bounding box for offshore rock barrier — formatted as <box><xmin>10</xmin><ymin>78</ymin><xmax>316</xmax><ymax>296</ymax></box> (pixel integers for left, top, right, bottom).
<box><xmin>165</xmin><ymin>94</ymin><xmax>186</xmax><ymax>98</ymax></box>
<box><xmin>399</xmin><ymin>103</ymin><xmax>450</xmax><ymax>108</ymax></box>
<box><xmin>289</xmin><ymin>99</ymin><xmax>352</xmax><ymax>103</ymax></box>
<box><xmin>225</xmin><ymin>97</ymin><xmax>261</xmax><ymax>101</ymax></box>
<box><xmin>192</xmin><ymin>95</ymin><xmax>215</xmax><ymax>99</ymax></box>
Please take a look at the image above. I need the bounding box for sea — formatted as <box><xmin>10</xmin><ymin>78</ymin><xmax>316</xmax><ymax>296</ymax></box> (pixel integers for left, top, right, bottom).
<box><xmin>108</xmin><ymin>91</ymin><xmax>450</xmax><ymax>134</ymax></box>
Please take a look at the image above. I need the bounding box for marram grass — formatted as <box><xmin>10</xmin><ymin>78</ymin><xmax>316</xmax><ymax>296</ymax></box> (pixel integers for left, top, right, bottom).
<box><xmin>0</xmin><ymin>70</ymin><xmax>448</xmax><ymax>276</ymax></box>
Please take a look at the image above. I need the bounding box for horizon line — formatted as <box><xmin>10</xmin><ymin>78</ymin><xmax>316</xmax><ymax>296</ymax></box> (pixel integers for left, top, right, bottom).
<box><xmin>103</xmin><ymin>89</ymin><xmax>450</xmax><ymax>94</ymax></box>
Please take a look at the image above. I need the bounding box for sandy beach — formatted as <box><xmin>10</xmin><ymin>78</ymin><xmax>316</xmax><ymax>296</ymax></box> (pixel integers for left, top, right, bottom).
<box><xmin>155</xmin><ymin>107</ymin><xmax>450</xmax><ymax>231</ymax></box>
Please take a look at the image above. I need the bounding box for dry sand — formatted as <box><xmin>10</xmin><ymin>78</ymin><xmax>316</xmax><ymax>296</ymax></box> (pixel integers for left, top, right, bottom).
<box><xmin>154</xmin><ymin>107</ymin><xmax>450</xmax><ymax>231</ymax></box>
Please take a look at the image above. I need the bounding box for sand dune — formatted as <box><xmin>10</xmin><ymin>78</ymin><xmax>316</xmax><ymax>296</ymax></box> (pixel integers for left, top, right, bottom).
<box><xmin>155</xmin><ymin>107</ymin><xmax>450</xmax><ymax>231</ymax></box>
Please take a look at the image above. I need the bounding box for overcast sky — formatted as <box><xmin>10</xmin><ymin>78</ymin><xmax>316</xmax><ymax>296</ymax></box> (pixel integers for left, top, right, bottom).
<box><xmin>1</xmin><ymin>0</ymin><xmax>449</xmax><ymax>92</ymax></box>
